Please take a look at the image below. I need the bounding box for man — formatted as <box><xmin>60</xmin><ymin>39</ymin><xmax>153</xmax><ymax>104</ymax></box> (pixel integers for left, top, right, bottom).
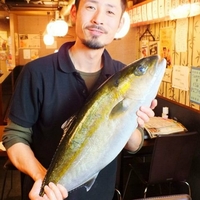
<box><xmin>2</xmin><ymin>0</ymin><xmax>157</xmax><ymax>199</ymax></box>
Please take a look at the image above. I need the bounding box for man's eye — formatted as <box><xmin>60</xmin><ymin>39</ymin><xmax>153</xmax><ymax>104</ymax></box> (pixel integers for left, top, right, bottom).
<box><xmin>86</xmin><ymin>6</ymin><xmax>95</xmax><ymax>10</ymax></box>
<box><xmin>107</xmin><ymin>10</ymin><xmax>115</xmax><ymax>15</ymax></box>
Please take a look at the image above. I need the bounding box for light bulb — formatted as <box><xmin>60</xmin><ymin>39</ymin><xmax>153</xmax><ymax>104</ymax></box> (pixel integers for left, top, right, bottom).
<box><xmin>46</xmin><ymin>15</ymin><xmax>68</xmax><ymax>37</ymax></box>
<box><xmin>43</xmin><ymin>34</ymin><xmax>54</xmax><ymax>45</ymax></box>
<box><xmin>47</xmin><ymin>20</ymin><xmax>56</xmax><ymax>36</ymax></box>
<box><xmin>53</xmin><ymin>19</ymin><xmax>68</xmax><ymax>37</ymax></box>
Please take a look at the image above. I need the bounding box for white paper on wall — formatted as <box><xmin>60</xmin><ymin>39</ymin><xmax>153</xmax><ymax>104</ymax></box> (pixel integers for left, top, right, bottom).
<box><xmin>165</xmin><ymin>0</ymin><xmax>171</xmax><ymax>17</ymax></box>
<box><xmin>163</xmin><ymin>68</ymin><xmax>172</xmax><ymax>83</ymax></box>
<box><xmin>23</xmin><ymin>49</ymin><xmax>31</xmax><ymax>59</ymax></box>
<box><xmin>147</xmin><ymin>2</ymin><xmax>153</xmax><ymax>20</ymax></box>
<box><xmin>158</xmin><ymin>0</ymin><xmax>165</xmax><ymax>18</ymax></box>
<box><xmin>132</xmin><ymin>8</ymin><xmax>137</xmax><ymax>23</ymax></box>
<box><xmin>190</xmin><ymin>67</ymin><xmax>200</xmax><ymax>105</ymax></box>
<box><xmin>152</xmin><ymin>0</ymin><xmax>158</xmax><ymax>19</ymax></box>
<box><xmin>128</xmin><ymin>10</ymin><xmax>133</xmax><ymax>24</ymax></box>
<box><xmin>142</xmin><ymin>4</ymin><xmax>147</xmax><ymax>21</ymax></box>
<box><xmin>175</xmin><ymin>18</ymin><xmax>188</xmax><ymax>52</ymax></box>
<box><xmin>172</xmin><ymin>65</ymin><xmax>190</xmax><ymax>91</ymax></box>
<box><xmin>136</xmin><ymin>6</ymin><xmax>142</xmax><ymax>22</ymax></box>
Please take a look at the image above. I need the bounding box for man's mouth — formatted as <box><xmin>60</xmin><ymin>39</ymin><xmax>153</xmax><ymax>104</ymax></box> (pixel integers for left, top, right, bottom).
<box><xmin>86</xmin><ymin>25</ymin><xmax>107</xmax><ymax>35</ymax></box>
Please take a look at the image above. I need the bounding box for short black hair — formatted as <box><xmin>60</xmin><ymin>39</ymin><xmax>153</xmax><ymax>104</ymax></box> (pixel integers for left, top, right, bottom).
<box><xmin>74</xmin><ymin>0</ymin><xmax>127</xmax><ymax>13</ymax></box>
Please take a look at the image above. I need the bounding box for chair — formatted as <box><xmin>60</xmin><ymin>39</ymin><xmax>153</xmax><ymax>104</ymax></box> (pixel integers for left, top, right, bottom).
<box><xmin>123</xmin><ymin>131</ymin><xmax>199</xmax><ymax>199</ymax></box>
<box><xmin>134</xmin><ymin>193</ymin><xmax>191</xmax><ymax>200</ymax></box>
<box><xmin>113</xmin><ymin>188</ymin><xmax>123</xmax><ymax>200</ymax></box>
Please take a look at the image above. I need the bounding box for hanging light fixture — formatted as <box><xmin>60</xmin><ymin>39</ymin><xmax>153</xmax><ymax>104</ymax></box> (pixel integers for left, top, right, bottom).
<box><xmin>46</xmin><ymin>19</ymin><xmax>56</xmax><ymax>35</ymax></box>
<box><xmin>52</xmin><ymin>17</ymin><xmax>68</xmax><ymax>37</ymax></box>
<box><xmin>43</xmin><ymin>9</ymin><xmax>68</xmax><ymax>45</ymax></box>
<box><xmin>43</xmin><ymin>12</ymin><xmax>55</xmax><ymax>45</ymax></box>
<box><xmin>46</xmin><ymin>10</ymin><xmax>68</xmax><ymax>37</ymax></box>
<box><xmin>43</xmin><ymin>33</ymin><xmax>55</xmax><ymax>45</ymax></box>
<box><xmin>114</xmin><ymin>11</ymin><xmax>131</xmax><ymax>39</ymax></box>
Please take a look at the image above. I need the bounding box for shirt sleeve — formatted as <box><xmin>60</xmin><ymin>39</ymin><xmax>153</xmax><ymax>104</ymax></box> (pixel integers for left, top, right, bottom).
<box><xmin>8</xmin><ymin>62</ymin><xmax>42</xmax><ymax>128</ymax></box>
<box><xmin>2</xmin><ymin>120</ymin><xmax>33</xmax><ymax>150</ymax></box>
<box><xmin>127</xmin><ymin>127</ymin><xmax>144</xmax><ymax>154</ymax></box>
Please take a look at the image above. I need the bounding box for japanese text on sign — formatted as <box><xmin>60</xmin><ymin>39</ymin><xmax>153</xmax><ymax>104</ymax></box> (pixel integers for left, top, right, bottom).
<box><xmin>190</xmin><ymin>67</ymin><xmax>200</xmax><ymax>104</ymax></box>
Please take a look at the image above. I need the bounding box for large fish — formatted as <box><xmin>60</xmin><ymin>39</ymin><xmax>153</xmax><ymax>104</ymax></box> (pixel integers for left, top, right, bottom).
<box><xmin>40</xmin><ymin>55</ymin><xmax>166</xmax><ymax>195</ymax></box>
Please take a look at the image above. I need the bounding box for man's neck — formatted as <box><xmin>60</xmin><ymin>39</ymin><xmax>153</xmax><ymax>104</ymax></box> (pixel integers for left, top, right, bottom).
<box><xmin>69</xmin><ymin>40</ymin><xmax>104</xmax><ymax>73</ymax></box>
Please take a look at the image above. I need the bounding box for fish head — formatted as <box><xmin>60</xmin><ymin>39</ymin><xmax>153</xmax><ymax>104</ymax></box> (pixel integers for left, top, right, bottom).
<box><xmin>120</xmin><ymin>55</ymin><xmax>166</xmax><ymax>108</ymax></box>
<box><xmin>138</xmin><ymin>55</ymin><xmax>166</xmax><ymax>86</ymax></box>
<box><xmin>132</xmin><ymin>55</ymin><xmax>165</xmax><ymax>78</ymax></box>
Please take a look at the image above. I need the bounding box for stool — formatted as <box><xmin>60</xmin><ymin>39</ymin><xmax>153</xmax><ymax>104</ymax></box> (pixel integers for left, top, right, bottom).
<box><xmin>114</xmin><ymin>188</ymin><xmax>122</xmax><ymax>200</ymax></box>
<box><xmin>0</xmin><ymin>159</ymin><xmax>18</xmax><ymax>200</ymax></box>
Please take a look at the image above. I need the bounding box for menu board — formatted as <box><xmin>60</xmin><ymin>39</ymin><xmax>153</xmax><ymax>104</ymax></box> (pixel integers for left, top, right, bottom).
<box><xmin>19</xmin><ymin>34</ymin><xmax>40</xmax><ymax>48</ymax></box>
<box><xmin>145</xmin><ymin>117</ymin><xmax>186</xmax><ymax>138</ymax></box>
<box><xmin>190</xmin><ymin>67</ymin><xmax>200</xmax><ymax>104</ymax></box>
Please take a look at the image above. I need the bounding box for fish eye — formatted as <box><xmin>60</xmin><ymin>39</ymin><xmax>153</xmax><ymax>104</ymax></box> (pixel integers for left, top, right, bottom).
<box><xmin>134</xmin><ymin>64</ymin><xmax>148</xmax><ymax>76</ymax></box>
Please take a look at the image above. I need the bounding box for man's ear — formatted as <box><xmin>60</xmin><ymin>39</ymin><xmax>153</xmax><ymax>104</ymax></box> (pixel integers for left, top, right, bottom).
<box><xmin>70</xmin><ymin>4</ymin><xmax>77</xmax><ymax>24</ymax></box>
<box><xmin>116</xmin><ymin>16</ymin><xmax>125</xmax><ymax>34</ymax></box>
<box><xmin>115</xmin><ymin>12</ymin><xmax>130</xmax><ymax>39</ymax></box>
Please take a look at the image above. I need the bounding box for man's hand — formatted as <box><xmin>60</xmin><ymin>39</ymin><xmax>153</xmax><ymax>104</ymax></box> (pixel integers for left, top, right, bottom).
<box><xmin>125</xmin><ymin>99</ymin><xmax>157</xmax><ymax>152</ymax></box>
<box><xmin>29</xmin><ymin>179</ymin><xmax>68</xmax><ymax>200</ymax></box>
<box><xmin>137</xmin><ymin>99</ymin><xmax>157</xmax><ymax>127</ymax></box>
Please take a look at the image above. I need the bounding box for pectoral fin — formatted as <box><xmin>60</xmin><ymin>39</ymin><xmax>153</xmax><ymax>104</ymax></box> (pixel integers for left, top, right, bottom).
<box><xmin>110</xmin><ymin>99</ymin><xmax>130</xmax><ymax>119</ymax></box>
<box><xmin>84</xmin><ymin>172</ymin><xmax>99</xmax><ymax>191</ymax></box>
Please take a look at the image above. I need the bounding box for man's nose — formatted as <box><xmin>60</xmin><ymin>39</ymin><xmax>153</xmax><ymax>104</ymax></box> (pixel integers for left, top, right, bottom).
<box><xmin>92</xmin><ymin>10</ymin><xmax>104</xmax><ymax>25</ymax></box>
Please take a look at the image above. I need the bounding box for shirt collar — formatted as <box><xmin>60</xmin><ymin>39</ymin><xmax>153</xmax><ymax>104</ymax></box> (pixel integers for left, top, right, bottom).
<box><xmin>57</xmin><ymin>41</ymin><xmax>115</xmax><ymax>77</ymax></box>
<box><xmin>57</xmin><ymin>41</ymin><xmax>76</xmax><ymax>73</ymax></box>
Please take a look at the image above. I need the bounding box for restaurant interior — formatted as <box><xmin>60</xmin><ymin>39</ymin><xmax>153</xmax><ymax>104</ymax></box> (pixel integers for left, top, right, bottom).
<box><xmin>1</xmin><ymin>0</ymin><xmax>200</xmax><ymax>199</ymax></box>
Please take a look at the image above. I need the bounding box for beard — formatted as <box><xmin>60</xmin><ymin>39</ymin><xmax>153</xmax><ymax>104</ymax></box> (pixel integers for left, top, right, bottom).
<box><xmin>82</xmin><ymin>36</ymin><xmax>105</xmax><ymax>50</ymax></box>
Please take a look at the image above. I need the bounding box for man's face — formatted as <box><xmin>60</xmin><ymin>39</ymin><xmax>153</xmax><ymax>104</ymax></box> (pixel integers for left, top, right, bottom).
<box><xmin>72</xmin><ymin>0</ymin><xmax>123</xmax><ymax>49</ymax></box>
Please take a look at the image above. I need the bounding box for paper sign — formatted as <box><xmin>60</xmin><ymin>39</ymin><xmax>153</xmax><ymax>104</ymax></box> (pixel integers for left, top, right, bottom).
<box><xmin>190</xmin><ymin>67</ymin><xmax>200</xmax><ymax>104</ymax></box>
<box><xmin>23</xmin><ymin>49</ymin><xmax>31</xmax><ymax>59</ymax></box>
<box><xmin>136</xmin><ymin>6</ymin><xmax>142</xmax><ymax>22</ymax></box>
<box><xmin>132</xmin><ymin>8</ymin><xmax>137</xmax><ymax>23</ymax></box>
<box><xmin>175</xmin><ymin>18</ymin><xmax>188</xmax><ymax>52</ymax></box>
<box><xmin>158</xmin><ymin>0</ymin><xmax>165</xmax><ymax>18</ymax></box>
<box><xmin>142</xmin><ymin>4</ymin><xmax>147</xmax><ymax>21</ymax></box>
<box><xmin>172</xmin><ymin>65</ymin><xmax>189</xmax><ymax>91</ymax></box>
<box><xmin>152</xmin><ymin>0</ymin><xmax>158</xmax><ymax>19</ymax></box>
<box><xmin>165</xmin><ymin>0</ymin><xmax>171</xmax><ymax>16</ymax></box>
<box><xmin>163</xmin><ymin>68</ymin><xmax>172</xmax><ymax>83</ymax></box>
<box><xmin>19</xmin><ymin>34</ymin><xmax>40</xmax><ymax>48</ymax></box>
<box><xmin>147</xmin><ymin>2</ymin><xmax>152</xmax><ymax>20</ymax></box>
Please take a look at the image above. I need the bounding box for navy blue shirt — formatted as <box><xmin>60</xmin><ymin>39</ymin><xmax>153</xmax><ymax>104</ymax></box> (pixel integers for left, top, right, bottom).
<box><xmin>9</xmin><ymin>41</ymin><xmax>125</xmax><ymax>200</ymax></box>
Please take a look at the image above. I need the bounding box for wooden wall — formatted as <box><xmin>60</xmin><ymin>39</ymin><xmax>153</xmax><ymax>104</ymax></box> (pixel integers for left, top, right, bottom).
<box><xmin>109</xmin><ymin>15</ymin><xmax>200</xmax><ymax>114</ymax></box>
<box><xmin>16</xmin><ymin>15</ymin><xmax>76</xmax><ymax>65</ymax></box>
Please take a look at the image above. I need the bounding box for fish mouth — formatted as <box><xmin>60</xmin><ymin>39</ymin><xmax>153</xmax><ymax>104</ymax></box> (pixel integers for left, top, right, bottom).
<box><xmin>157</xmin><ymin>57</ymin><xmax>167</xmax><ymax>71</ymax></box>
<box><xmin>147</xmin><ymin>56</ymin><xmax>166</xmax><ymax>78</ymax></box>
